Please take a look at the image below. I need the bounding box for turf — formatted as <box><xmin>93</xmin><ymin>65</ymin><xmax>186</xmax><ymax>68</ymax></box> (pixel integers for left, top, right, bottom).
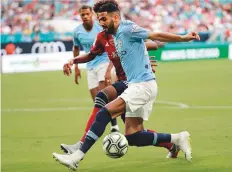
<box><xmin>2</xmin><ymin>59</ymin><xmax>232</xmax><ymax>172</ymax></box>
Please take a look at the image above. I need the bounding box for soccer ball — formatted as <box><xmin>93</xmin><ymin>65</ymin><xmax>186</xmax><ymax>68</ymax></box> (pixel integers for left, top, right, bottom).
<box><xmin>103</xmin><ymin>132</ymin><xmax>128</xmax><ymax>159</ymax></box>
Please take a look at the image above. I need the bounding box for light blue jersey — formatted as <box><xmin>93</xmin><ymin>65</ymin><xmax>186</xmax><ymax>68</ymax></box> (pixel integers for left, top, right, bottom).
<box><xmin>113</xmin><ymin>20</ymin><xmax>155</xmax><ymax>83</ymax></box>
<box><xmin>73</xmin><ymin>21</ymin><xmax>109</xmax><ymax>70</ymax></box>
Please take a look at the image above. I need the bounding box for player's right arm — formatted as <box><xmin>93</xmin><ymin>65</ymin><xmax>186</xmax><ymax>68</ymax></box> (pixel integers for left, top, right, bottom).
<box><xmin>64</xmin><ymin>33</ymin><xmax>105</xmax><ymax>76</ymax></box>
<box><xmin>73</xmin><ymin>46</ymin><xmax>81</xmax><ymax>84</ymax></box>
<box><xmin>63</xmin><ymin>52</ymin><xmax>96</xmax><ymax>76</ymax></box>
<box><xmin>72</xmin><ymin>33</ymin><xmax>104</xmax><ymax>64</ymax></box>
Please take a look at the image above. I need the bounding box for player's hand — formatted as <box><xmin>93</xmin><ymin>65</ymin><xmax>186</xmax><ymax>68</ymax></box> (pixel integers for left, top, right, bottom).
<box><xmin>63</xmin><ymin>59</ymin><xmax>73</xmax><ymax>76</ymax></box>
<box><xmin>150</xmin><ymin>56</ymin><xmax>158</xmax><ymax>73</ymax></box>
<box><xmin>182</xmin><ymin>32</ymin><xmax>200</xmax><ymax>41</ymax></box>
<box><xmin>74</xmin><ymin>65</ymin><xmax>81</xmax><ymax>85</ymax></box>
<box><xmin>105</xmin><ymin>70</ymin><xmax>112</xmax><ymax>85</ymax></box>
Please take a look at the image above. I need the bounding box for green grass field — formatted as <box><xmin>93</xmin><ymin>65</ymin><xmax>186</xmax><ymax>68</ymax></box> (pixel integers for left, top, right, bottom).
<box><xmin>2</xmin><ymin>59</ymin><xmax>232</xmax><ymax>172</ymax></box>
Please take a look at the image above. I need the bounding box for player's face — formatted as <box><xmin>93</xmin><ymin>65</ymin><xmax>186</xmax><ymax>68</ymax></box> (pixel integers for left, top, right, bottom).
<box><xmin>98</xmin><ymin>12</ymin><xmax>115</xmax><ymax>34</ymax></box>
<box><xmin>80</xmin><ymin>9</ymin><xmax>93</xmax><ymax>25</ymax></box>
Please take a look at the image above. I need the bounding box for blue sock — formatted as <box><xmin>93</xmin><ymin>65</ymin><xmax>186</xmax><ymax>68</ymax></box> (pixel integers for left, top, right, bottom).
<box><xmin>126</xmin><ymin>131</ymin><xmax>154</xmax><ymax>146</ymax></box>
<box><xmin>126</xmin><ymin>131</ymin><xmax>171</xmax><ymax>147</ymax></box>
<box><xmin>155</xmin><ymin>133</ymin><xmax>171</xmax><ymax>145</ymax></box>
<box><xmin>80</xmin><ymin>107</ymin><xmax>111</xmax><ymax>153</ymax></box>
<box><xmin>95</xmin><ymin>91</ymin><xmax>117</xmax><ymax>127</ymax></box>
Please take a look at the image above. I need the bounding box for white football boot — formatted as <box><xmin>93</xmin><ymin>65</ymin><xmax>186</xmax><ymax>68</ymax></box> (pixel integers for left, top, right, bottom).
<box><xmin>53</xmin><ymin>153</ymin><xmax>79</xmax><ymax>171</ymax></box>
<box><xmin>60</xmin><ymin>141</ymin><xmax>83</xmax><ymax>154</ymax></box>
<box><xmin>178</xmin><ymin>131</ymin><xmax>192</xmax><ymax>161</ymax></box>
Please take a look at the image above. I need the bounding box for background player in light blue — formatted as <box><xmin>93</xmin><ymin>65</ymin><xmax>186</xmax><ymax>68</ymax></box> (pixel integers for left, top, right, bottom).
<box><xmin>53</xmin><ymin>1</ymin><xmax>200</xmax><ymax>170</ymax></box>
<box><xmin>73</xmin><ymin>5</ymin><xmax>110</xmax><ymax>101</ymax></box>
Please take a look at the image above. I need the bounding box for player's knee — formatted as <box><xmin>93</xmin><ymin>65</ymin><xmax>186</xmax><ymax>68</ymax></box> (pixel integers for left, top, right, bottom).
<box><xmin>95</xmin><ymin>91</ymin><xmax>109</xmax><ymax>108</ymax></box>
<box><xmin>125</xmin><ymin>132</ymin><xmax>143</xmax><ymax>147</ymax></box>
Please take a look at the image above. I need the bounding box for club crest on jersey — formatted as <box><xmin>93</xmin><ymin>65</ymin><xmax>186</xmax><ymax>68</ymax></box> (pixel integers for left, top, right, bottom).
<box><xmin>131</xmin><ymin>24</ymin><xmax>141</xmax><ymax>32</ymax></box>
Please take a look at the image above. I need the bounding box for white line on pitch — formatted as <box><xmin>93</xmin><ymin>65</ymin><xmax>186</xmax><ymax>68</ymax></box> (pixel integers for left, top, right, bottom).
<box><xmin>2</xmin><ymin>105</ymin><xmax>232</xmax><ymax>113</ymax></box>
<box><xmin>156</xmin><ymin>100</ymin><xmax>189</xmax><ymax>108</ymax></box>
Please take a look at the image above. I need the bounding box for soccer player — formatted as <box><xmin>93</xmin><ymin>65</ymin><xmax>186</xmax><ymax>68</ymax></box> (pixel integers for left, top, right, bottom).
<box><xmin>53</xmin><ymin>0</ymin><xmax>200</xmax><ymax>170</ymax></box>
<box><xmin>61</xmin><ymin>28</ymin><xmax>178</xmax><ymax>158</ymax></box>
<box><xmin>73</xmin><ymin>5</ymin><xmax>110</xmax><ymax>101</ymax></box>
<box><xmin>73</xmin><ymin>5</ymin><xmax>119</xmax><ymax>132</ymax></box>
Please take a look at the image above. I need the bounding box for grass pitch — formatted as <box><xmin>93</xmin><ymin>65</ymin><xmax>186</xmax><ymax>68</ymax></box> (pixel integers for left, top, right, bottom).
<box><xmin>2</xmin><ymin>59</ymin><xmax>232</xmax><ymax>172</ymax></box>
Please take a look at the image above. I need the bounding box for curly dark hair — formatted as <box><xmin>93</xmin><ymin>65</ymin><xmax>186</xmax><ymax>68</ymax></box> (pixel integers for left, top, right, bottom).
<box><xmin>93</xmin><ymin>0</ymin><xmax>119</xmax><ymax>13</ymax></box>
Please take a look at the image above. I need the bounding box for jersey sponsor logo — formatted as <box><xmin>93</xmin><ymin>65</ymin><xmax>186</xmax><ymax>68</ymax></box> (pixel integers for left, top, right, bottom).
<box><xmin>31</xmin><ymin>41</ymin><xmax>66</xmax><ymax>53</ymax></box>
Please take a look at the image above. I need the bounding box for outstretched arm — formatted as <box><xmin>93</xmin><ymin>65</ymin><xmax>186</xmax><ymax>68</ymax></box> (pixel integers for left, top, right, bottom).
<box><xmin>64</xmin><ymin>32</ymin><xmax>105</xmax><ymax>76</ymax></box>
<box><xmin>73</xmin><ymin>53</ymin><xmax>96</xmax><ymax>64</ymax></box>
<box><xmin>147</xmin><ymin>32</ymin><xmax>200</xmax><ymax>42</ymax></box>
<box><xmin>63</xmin><ymin>52</ymin><xmax>96</xmax><ymax>76</ymax></box>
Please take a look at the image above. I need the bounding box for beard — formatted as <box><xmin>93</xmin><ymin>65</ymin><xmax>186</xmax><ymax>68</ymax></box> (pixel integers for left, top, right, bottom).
<box><xmin>106</xmin><ymin>20</ymin><xmax>115</xmax><ymax>34</ymax></box>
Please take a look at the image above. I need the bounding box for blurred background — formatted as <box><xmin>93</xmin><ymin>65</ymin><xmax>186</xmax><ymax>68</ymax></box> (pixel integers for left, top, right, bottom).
<box><xmin>1</xmin><ymin>1</ymin><xmax>232</xmax><ymax>172</ymax></box>
<box><xmin>1</xmin><ymin>0</ymin><xmax>232</xmax><ymax>45</ymax></box>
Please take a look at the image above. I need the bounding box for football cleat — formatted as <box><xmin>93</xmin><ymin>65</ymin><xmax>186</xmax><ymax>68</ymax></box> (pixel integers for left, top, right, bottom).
<box><xmin>178</xmin><ymin>131</ymin><xmax>192</xmax><ymax>161</ymax></box>
<box><xmin>53</xmin><ymin>152</ymin><xmax>78</xmax><ymax>171</ymax></box>
<box><xmin>60</xmin><ymin>141</ymin><xmax>83</xmax><ymax>154</ymax></box>
<box><xmin>166</xmin><ymin>144</ymin><xmax>180</xmax><ymax>159</ymax></box>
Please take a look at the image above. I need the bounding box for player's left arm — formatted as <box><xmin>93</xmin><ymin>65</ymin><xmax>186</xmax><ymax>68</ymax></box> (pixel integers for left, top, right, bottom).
<box><xmin>127</xmin><ymin>23</ymin><xmax>200</xmax><ymax>42</ymax></box>
<box><xmin>147</xmin><ymin>31</ymin><xmax>200</xmax><ymax>42</ymax></box>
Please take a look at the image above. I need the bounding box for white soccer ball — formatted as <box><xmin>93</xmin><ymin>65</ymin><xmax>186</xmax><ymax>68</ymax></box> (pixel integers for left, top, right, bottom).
<box><xmin>103</xmin><ymin>132</ymin><xmax>128</xmax><ymax>159</ymax></box>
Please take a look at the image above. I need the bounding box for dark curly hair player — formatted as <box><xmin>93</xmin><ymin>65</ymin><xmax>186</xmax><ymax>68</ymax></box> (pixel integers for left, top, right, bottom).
<box><xmin>53</xmin><ymin>0</ymin><xmax>200</xmax><ymax>170</ymax></box>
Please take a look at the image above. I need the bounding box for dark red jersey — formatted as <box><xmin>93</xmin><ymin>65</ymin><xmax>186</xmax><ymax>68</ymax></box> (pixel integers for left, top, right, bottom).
<box><xmin>90</xmin><ymin>31</ymin><xmax>126</xmax><ymax>81</ymax></box>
